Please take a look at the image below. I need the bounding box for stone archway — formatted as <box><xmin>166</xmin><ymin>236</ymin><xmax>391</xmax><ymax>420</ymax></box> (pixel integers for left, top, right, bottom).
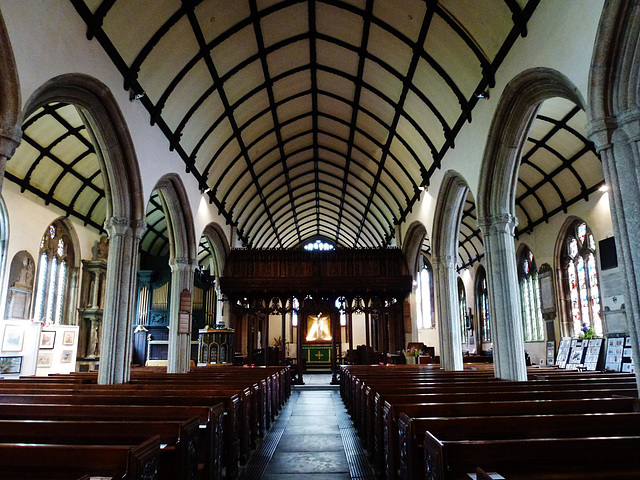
<box><xmin>152</xmin><ymin>174</ymin><xmax>197</xmax><ymax>373</ymax></box>
<box><xmin>403</xmin><ymin>221</ymin><xmax>427</xmax><ymax>343</ymax></box>
<box><xmin>477</xmin><ymin>67</ymin><xmax>585</xmax><ymax>381</ymax></box>
<box><xmin>432</xmin><ymin>171</ymin><xmax>470</xmax><ymax>370</ymax></box>
<box><xmin>200</xmin><ymin>222</ymin><xmax>230</xmax><ymax>325</ymax></box>
<box><xmin>586</xmin><ymin>0</ymin><xmax>640</xmax><ymax>389</ymax></box>
<box><xmin>23</xmin><ymin>74</ymin><xmax>145</xmax><ymax>384</ymax></box>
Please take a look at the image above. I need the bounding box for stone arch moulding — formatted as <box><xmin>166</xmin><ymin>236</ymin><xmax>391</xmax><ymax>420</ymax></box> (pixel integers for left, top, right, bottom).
<box><xmin>431</xmin><ymin>170</ymin><xmax>470</xmax><ymax>371</ymax></box>
<box><xmin>476</xmin><ymin>67</ymin><xmax>585</xmax><ymax>381</ymax></box>
<box><xmin>200</xmin><ymin>222</ymin><xmax>230</xmax><ymax>279</ymax></box>
<box><xmin>152</xmin><ymin>173</ymin><xmax>197</xmax><ymax>374</ymax></box>
<box><xmin>402</xmin><ymin>220</ymin><xmax>427</xmax><ymax>277</ymax></box>
<box><xmin>587</xmin><ymin>0</ymin><xmax>640</xmax><ymax>389</ymax></box>
<box><xmin>23</xmin><ymin>73</ymin><xmax>145</xmax><ymax>385</ymax></box>
<box><xmin>0</xmin><ymin>10</ymin><xmax>22</xmax><ymax>171</ymax></box>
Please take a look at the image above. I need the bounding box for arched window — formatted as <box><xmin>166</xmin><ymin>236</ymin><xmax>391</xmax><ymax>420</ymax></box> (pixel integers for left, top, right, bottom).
<box><xmin>303</xmin><ymin>239</ymin><xmax>335</xmax><ymax>251</ymax></box>
<box><xmin>561</xmin><ymin>220</ymin><xmax>602</xmax><ymax>336</ymax></box>
<box><xmin>475</xmin><ymin>266</ymin><xmax>491</xmax><ymax>343</ymax></box>
<box><xmin>416</xmin><ymin>255</ymin><xmax>434</xmax><ymax>329</ymax></box>
<box><xmin>518</xmin><ymin>247</ymin><xmax>544</xmax><ymax>342</ymax></box>
<box><xmin>458</xmin><ymin>277</ymin><xmax>468</xmax><ymax>343</ymax></box>
<box><xmin>33</xmin><ymin>220</ymin><xmax>76</xmax><ymax>324</ymax></box>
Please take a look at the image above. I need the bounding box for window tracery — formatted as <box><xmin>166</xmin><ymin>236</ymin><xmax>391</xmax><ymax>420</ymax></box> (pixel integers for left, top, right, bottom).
<box><xmin>476</xmin><ymin>266</ymin><xmax>491</xmax><ymax>343</ymax></box>
<box><xmin>518</xmin><ymin>247</ymin><xmax>544</xmax><ymax>342</ymax></box>
<box><xmin>416</xmin><ymin>255</ymin><xmax>434</xmax><ymax>329</ymax></box>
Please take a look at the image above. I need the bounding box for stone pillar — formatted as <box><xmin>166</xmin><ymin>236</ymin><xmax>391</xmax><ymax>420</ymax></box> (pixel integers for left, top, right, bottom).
<box><xmin>0</xmin><ymin>129</ymin><xmax>21</xmax><ymax>194</ymax></box>
<box><xmin>478</xmin><ymin>214</ymin><xmax>527</xmax><ymax>381</ymax></box>
<box><xmin>167</xmin><ymin>257</ymin><xmax>195</xmax><ymax>373</ymax></box>
<box><xmin>588</xmin><ymin>113</ymin><xmax>640</xmax><ymax>388</ymax></box>
<box><xmin>433</xmin><ymin>254</ymin><xmax>463</xmax><ymax>370</ymax></box>
<box><xmin>98</xmin><ymin>217</ymin><xmax>145</xmax><ymax>385</ymax></box>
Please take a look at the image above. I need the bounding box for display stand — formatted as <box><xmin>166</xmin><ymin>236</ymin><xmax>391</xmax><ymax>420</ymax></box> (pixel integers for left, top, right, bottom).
<box><xmin>555</xmin><ymin>338</ymin><xmax>572</xmax><ymax>369</ymax></box>
<box><xmin>35</xmin><ymin>324</ymin><xmax>79</xmax><ymax>375</ymax></box>
<box><xmin>604</xmin><ymin>335</ymin><xmax>626</xmax><ymax>372</ymax></box>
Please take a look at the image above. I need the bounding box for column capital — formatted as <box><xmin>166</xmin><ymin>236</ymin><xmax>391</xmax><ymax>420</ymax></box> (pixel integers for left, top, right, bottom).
<box><xmin>432</xmin><ymin>254</ymin><xmax>456</xmax><ymax>269</ymax></box>
<box><xmin>618</xmin><ymin>108</ymin><xmax>640</xmax><ymax>143</ymax></box>
<box><xmin>104</xmin><ymin>216</ymin><xmax>131</xmax><ymax>237</ymax></box>
<box><xmin>169</xmin><ymin>257</ymin><xmax>196</xmax><ymax>272</ymax></box>
<box><xmin>132</xmin><ymin>220</ymin><xmax>147</xmax><ymax>239</ymax></box>
<box><xmin>477</xmin><ymin>213</ymin><xmax>518</xmax><ymax>236</ymax></box>
<box><xmin>586</xmin><ymin>116</ymin><xmax>617</xmax><ymax>152</ymax></box>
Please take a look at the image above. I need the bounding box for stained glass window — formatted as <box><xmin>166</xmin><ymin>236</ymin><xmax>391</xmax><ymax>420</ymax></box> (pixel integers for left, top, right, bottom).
<box><xmin>458</xmin><ymin>277</ymin><xmax>468</xmax><ymax>343</ymax></box>
<box><xmin>416</xmin><ymin>256</ymin><xmax>434</xmax><ymax>329</ymax></box>
<box><xmin>33</xmin><ymin>221</ymin><xmax>75</xmax><ymax>324</ymax></box>
<box><xmin>476</xmin><ymin>267</ymin><xmax>491</xmax><ymax>343</ymax></box>
<box><xmin>303</xmin><ymin>239</ymin><xmax>335</xmax><ymax>251</ymax></box>
<box><xmin>518</xmin><ymin>247</ymin><xmax>544</xmax><ymax>342</ymax></box>
<box><xmin>562</xmin><ymin>221</ymin><xmax>602</xmax><ymax>336</ymax></box>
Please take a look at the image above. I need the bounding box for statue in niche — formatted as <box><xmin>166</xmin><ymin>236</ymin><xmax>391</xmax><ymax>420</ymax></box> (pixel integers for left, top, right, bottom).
<box><xmin>93</xmin><ymin>235</ymin><xmax>109</xmax><ymax>261</ymax></box>
<box><xmin>89</xmin><ymin>322</ymin><xmax>100</xmax><ymax>357</ymax></box>
<box><xmin>14</xmin><ymin>257</ymin><xmax>34</xmax><ymax>290</ymax></box>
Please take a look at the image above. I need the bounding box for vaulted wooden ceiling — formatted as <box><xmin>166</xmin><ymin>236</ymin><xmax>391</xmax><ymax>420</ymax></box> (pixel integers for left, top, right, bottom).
<box><xmin>71</xmin><ymin>0</ymin><xmax>538</xmax><ymax>248</ymax></box>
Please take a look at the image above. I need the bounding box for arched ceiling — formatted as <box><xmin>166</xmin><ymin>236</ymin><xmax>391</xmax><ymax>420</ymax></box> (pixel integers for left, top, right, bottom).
<box><xmin>6</xmin><ymin>102</ymin><xmax>106</xmax><ymax>232</ymax></box>
<box><xmin>140</xmin><ymin>190</ymin><xmax>171</xmax><ymax>256</ymax></box>
<box><xmin>515</xmin><ymin>98</ymin><xmax>604</xmax><ymax>237</ymax></box>
<box><xmin>72</xmin><ymin>0</ymin><xmax>538</xmax><ymax>248</ymax></box>
<box><xmin>457</xmin><ymin>191</ymin><xmax>483</xmax><ymax>271</ymax></box>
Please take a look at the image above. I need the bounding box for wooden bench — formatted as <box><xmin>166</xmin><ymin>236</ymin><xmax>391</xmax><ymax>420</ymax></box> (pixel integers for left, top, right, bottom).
<box><xmin>398</xmin><ymin>411</ymin><xmax>640</xmax><ymax>480</ymax></box>
<box><xmin>0</xmin><ymin>418</ymin><xmax>199</xmax><ymax>480</ymax></box>
<box><xmin>0</xmin><ymin>435</ymin><xmax>160</xmax><ymax>480</ymax></box>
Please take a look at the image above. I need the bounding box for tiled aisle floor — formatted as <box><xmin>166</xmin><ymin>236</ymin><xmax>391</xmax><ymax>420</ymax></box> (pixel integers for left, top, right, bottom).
<box><xmin>240</xmin><ymin>374</ymin><xmax>374</xmax><ymax>480</ymax></box>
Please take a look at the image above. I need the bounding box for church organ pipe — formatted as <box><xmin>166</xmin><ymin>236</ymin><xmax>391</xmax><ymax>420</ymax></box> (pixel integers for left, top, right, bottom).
<box><xmin>137</xmin><ymin>285</ymin><xmax>149</xmax><ymax>325</ymax></box>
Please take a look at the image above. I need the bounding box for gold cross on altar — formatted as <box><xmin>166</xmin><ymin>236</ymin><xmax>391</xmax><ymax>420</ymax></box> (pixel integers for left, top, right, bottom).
<box><xmin>315</xmin><ymin>351</ymin><xmax>324</xmax><ymax>360</ymax></box>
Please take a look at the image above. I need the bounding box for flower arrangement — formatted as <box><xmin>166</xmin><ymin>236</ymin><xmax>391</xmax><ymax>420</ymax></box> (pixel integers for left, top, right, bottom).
<box><xmin>580</xmin><ymin>322</ymin><xmax>596</xmax><ymax>339</ymax></box>
<box><xmin>404</xmin><ymin>347</ymin><xmax>420</xmax><ymax>358</ymax></box>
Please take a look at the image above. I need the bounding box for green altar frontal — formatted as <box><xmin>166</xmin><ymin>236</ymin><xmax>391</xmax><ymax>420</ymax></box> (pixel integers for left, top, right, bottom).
<box><xmin>303</xmin><ymin>344</ymin><xmax>332</xmax><ymax>365</ymax></box>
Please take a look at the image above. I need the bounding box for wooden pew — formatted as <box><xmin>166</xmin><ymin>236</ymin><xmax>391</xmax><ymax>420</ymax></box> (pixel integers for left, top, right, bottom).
<box><xmin>423</xmin><ymin>432</ymin><xmax>640</xmax><ymax>480</ymax></box>
<box><xmin>0</xmin><ymin>418</ymin><xmax>199</xmax><ymax>480</ymax></box>
<box><xmin>0</xmin><ymin>403</ymin><xmax>224</xmax><ymax>480</ymax></box>
<box><xmin>0</xmin><ymin>435</ymin><xmax>160</xmax><ymax>480</ymax></box>
<box><xmin>398</xmin><ymin>411</ymin><xmax>640</xmax><ymax>480</ymax></box>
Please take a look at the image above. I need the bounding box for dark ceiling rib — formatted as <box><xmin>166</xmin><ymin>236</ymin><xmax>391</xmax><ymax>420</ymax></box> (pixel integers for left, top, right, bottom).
<box><xmin>516</xmin><ymin>181</ymin><xmax>605</xmax><ymax>238</ymax></box>
<box><xmin>335</xmin><ymin>0</ymin><xmax>373</xmax><ymax>244</ymax></box>
<box><xmin>354</xmin><ymin>5</ymin><xmax>435</xmax><ymax>245</ymax></box>
<box><xmin>4</xmin><ymin>171</ymin><xmax>104</xmax><ymax>232</ymax></box>
<box><xmin>224</xmin><ymin>121</ymin><xmax>406</xmax><ymax>220</ymax></box>
<box><xmin>217</xmin><ymin>96</ymin><xmax>415</xmax><ymax>215</ymax></box>
<box><xmin>140</xmin><ymin>194</ymin><xmax>170</xmax><ymax>256</ymax></box>
<box><xmin>309</xmin><ymin>0</ymin><xmax>321</xmax><ymax>238</ymax></box>
<box><xmin>69</xmin><ymin>0</ymin><xmax>249</xmax><ymax>245</ymax></box>
<box><xmin>458</xmin><ymin>253</ymin><xmax>485</xmax><ymax>272</ymax></box>
<box><xmin>515</xmin><ymin>106</ymin><xmax>600</xmax><ymax>236</ymax></box>
<box><xmin>249</xmin><ymin>0</ymin><xmax>302</xmax><ymax>245</ymax></box>
<box><xmin>250</xmin><ymin>179</ymin><xmax>385</xmax><ymax>247</ymax></box>
<box><xmin>85</xmin><ymin>0</ymin><xmax>117</xmax><ymax>40</ymax></box>
<box><xmin>183</xmin><ymin>5</ymin><xmax>282</xmax><ymax>248</ymax></box>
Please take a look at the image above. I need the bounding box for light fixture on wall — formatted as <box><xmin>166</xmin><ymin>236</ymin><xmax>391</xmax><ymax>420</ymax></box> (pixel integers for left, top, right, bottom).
<box><xmin>129</xmin><ymin>88</ymin><xmax>146</xmax><ymax>102</ymax></box>
<box><xmin>475</xmin><ymin>90</ymin><xmax>490</xmax><ymax>100</ymax></box>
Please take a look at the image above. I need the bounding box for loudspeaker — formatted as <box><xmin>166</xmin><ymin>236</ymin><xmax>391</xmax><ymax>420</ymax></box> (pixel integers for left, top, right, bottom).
<box><xmin>599</xmin><ymin>237</ymin><xmax>618</xmax><ymax>270</ymax></box>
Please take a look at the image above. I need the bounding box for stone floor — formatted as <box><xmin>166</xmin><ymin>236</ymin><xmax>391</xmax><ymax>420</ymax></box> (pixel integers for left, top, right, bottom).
<box><xmin>239</xmin><ymin>373</ymin><xmax>374</xmax><ymax>480</ymax></box>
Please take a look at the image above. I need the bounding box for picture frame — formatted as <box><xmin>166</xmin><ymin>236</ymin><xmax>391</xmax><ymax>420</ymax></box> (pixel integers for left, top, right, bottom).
<box><xmin>2</xmin><ymin>325</ymin><xmax>24</xmax><ymax>352</ymax></box>
<box><xmin>62</xmin><ymin>330</ymin><xmax>75</xmax><ymax>346</ymax></box>
<box><xmin>60</xmin><ymin>350</ymin><xmax>73</xmax><ymax>363</ymax></box>
<box><xmin>39</xmin><ymin>331</ymin><xmax>56</xmax><ymax>349</ymax></box>
<box><xmin>0</xmin><ymin>356</ymin><xmax>22</xmax><ymax>374</ymax></box>
<box><xmin>37</xmin><ymin>353</ymin><xmax>52</xmax><ymax>368</ymax></box>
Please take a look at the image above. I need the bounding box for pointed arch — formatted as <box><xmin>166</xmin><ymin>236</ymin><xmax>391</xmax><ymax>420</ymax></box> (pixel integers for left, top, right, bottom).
<box><xmin>403</xmin><ymin>221</ymin><xmax>427</xmax><ymax>276</ymax></box>
<box><xmin>23</xmin><ymin>73</ymin><xmax>144</xmax><ymax>384</ymax></box>
<box><xmin>200</xmin><ymin>222</ymin><xmax>230</xmax><ymax>279</ymax></box>
<box><xmin>151</xmin><ymin>173</ymin><xmax>197</xmax><ymax>373</ymax></box>
<box><xmin>431</xmin><ymin>170</ymin><xmax>470</xmax><ymax>370</ymax></box>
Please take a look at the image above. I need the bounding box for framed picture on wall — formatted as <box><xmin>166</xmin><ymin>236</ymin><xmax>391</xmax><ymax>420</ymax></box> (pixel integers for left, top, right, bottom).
<box><xmin>0</xmin><ymin>356</ymin><xmax>22</xmax><ymax>374</ymax></box>
<box><xmin>39</xmin><ymin>331</ymin><xmax>56</xmax><ymax>349</ymax></box>
<box><xmin>37</xmin><ymin>353</ymin><xmax>52</xmax><ymax>368</ymax></box>
<box><xmin>61</xmin><ymin>350</ymin><xmax>73</xmax><ymax>363</ymax></box>
<box><xmin>1</xmin><ymin>325</ymin><xmax>24</xmax><ymax>352</ymax></box>
<box><xmin>62</xmin><ymin>330</ymin><xmax>75</xmax><ymax>346</ymax></box>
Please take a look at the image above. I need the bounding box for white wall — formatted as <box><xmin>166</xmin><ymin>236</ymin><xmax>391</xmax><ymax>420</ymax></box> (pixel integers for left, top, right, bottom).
<box><xmin>1</xmin><ymin>181</ymin><xmax>102</xmax><ymax>319</ymax></box>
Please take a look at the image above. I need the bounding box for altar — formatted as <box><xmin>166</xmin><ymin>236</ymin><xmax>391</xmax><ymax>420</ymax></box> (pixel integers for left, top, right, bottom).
<box><xmin>302</xmin><ymin>344</ymin><xmax>332</xmax><ymax>366</ymax></box>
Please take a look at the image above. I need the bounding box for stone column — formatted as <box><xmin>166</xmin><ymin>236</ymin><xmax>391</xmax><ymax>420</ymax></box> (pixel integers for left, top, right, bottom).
<box><xmin>432</xmin><ymin>254</ymin><xmax>463</xmax><ymax>370</ymax></box>
<box><xmin>589</xmin><ymin>113</ymin><xmax>640</xmax><ymax>388</ymax></box>
<box><xmin>167</xmin><ymin>257</ymin><xmax>195</xmax><ymax>373</ymax></box>
<box><xmin>0</xmin><ymin>128</ymin><xmax>21</xmax><ymax>194</ymax></box>
<box><xmin>478</xmin><ymin>214</ymin><xmax>527</xmax><ymax>381</ymax></box>
<box><xmin>98</xmin><ymin>217</ymin><xmax>145</xmax><ymax>385</ymax></box>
